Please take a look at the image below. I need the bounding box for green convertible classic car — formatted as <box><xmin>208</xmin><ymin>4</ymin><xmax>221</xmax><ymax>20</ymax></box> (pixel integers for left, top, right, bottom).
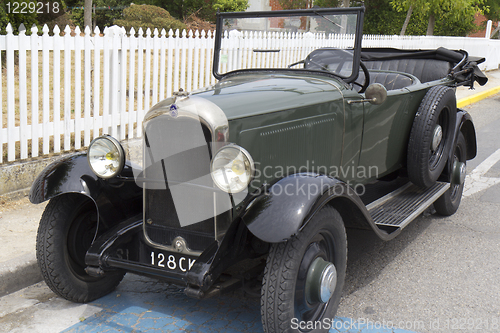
<box><xmin>30</xmin><ymin>6</ymin><xmax>487</xmax><ymax>332</ymax></box>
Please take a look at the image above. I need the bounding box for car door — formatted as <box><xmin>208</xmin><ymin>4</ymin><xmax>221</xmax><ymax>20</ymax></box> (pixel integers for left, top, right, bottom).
<box><xmin>356</xmin><ymin>88</ymin><xmax>417</xmax><ymax>182</ymax></box>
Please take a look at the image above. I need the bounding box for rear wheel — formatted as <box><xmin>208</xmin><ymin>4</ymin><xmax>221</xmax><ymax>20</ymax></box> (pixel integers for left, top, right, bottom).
<box><xmin>434</xmin><ymin>132</ymin><xmax>467</xmax><ymax>216</ymax></box>
<box><xmin>261</xmin><ymin>206</ymin><xmax>347</xmax><ymax>333</ymax></box>
<box><xmin>36</xmin><ymin>194</ymin><xmax>124</xmax><ymax>303</ymax></box>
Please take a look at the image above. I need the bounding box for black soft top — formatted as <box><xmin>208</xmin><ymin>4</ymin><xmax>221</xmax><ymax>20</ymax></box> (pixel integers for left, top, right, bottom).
<box><xmin>360</xmin><ymin>47</ymin><xmax>488</xmax><ymax>87</ymax></box>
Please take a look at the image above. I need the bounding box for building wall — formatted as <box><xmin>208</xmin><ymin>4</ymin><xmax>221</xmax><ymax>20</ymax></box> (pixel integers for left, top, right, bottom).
<box><xmin>269</xmin><ymin>0</ymin><xmax>283</xmax><ymax>11</ymax></box>
<box><xmin>468</xmin><ymin>12</ymin><xmax>499</xmax><ymax>38</ymax></box>
<box><xmin>247</xmin><ymin>0</ymin><xmax>271</xmax><ymax>11</ymax></box>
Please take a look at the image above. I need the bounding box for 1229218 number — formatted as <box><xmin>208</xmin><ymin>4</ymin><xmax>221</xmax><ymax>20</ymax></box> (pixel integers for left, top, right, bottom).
<box><xmin>6</xmin><ymin>1</ymin><xmax>61</xmax><ymax>15</ymax></box>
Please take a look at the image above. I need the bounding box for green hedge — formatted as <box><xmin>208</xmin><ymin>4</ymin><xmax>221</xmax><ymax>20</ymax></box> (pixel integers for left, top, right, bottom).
<box><xmin>114</xmin><ymin>4</ymin><xmax>186</xmax><ymax>35</ymax></box>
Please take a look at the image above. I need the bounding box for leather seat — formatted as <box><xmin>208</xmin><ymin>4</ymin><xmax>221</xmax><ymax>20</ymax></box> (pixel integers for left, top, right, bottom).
<box><xmin>363</xmin><ymin>59</ymin><xmax>451</xmax><ymax>83</ymax></box>
<box><xmin>303</xmin><ymin>48</ymin><xmax>452</xmax><ymax>91</ymax></box>
<box><xmin>357</xmin><ymin>71</ymin><xmax>414</xmax><ymax>91</ymax></box>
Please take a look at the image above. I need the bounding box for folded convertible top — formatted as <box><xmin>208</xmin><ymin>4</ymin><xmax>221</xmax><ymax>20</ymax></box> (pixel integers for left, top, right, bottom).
<box><xmin>361</xmin><ymin>47</ymin><xmax>488</xmax><ymax>87</ymax></box>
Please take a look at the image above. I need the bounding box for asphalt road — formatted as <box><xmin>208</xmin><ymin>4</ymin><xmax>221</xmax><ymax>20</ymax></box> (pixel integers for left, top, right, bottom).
<box><xmin>1</xmin><ymin>94</ymin><xmax>500</xmax><ymax>333</ymax></box>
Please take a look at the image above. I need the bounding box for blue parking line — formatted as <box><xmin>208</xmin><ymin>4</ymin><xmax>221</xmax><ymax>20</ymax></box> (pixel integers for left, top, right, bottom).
<box><xmin>63</xmin><ymin>288</ymin><xmax>262</xmax><ymax>333</ymax></box>
<box><xmin>62</xmin><ymin>289</ymin><xmax>420</xmax><ymax>333</ymax></box>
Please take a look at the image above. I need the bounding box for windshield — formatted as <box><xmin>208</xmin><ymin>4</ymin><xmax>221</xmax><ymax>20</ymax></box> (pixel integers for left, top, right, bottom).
<box><xmin>213</xmin><ymin>7</ymin><xmax>364</xmax><ymax>83</ymax></box>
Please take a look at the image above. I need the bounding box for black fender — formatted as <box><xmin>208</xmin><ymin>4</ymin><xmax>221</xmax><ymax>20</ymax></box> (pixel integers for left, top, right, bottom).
<box><xmin>29</xmin><ymin>152</ymin><xmax>143</xmax><ymax>228</ymax></box>
<box><xmin>242</xmin><ymin>173</ymin><xmax>398</xmax><ymax>243</ymax></box>
<box><xmin>457</xmin><ymin>109</ymin><xmax>477</xmax><ymax>160</ymax></box>
<box><xmin>440</xmin><ymin>109</ymin><xmax>477</xmax><ymax>182</ymax></box>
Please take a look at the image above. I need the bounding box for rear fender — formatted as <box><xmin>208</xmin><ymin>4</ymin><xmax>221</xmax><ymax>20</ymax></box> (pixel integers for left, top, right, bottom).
<box><xmin>439</xmin><ymin>109</ymin><xmax>476</xmax><ymax>183</ymax></box>
<box><xmin>242</xmin><ymin>173</ymin><xmax>396</xmax><ymax>243</ymax></box>
<box><xmin>457</xmin><ymin>109</ymin><xmax>477</xmax><ymax>160</ymax></box>
<box><xmin>29</xmin><ymin>153</ymin><xmax>142</xmax><ymax>227</ymax></box>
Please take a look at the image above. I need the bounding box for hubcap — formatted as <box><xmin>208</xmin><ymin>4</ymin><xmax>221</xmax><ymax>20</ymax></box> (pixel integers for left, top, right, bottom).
<box><xmin>431</xmin><ymin>125</ymin><xmax>443</xmax><ymax>152</ymax></box>
<box><xmin>305</xmin><ymin>257</ymin><xmax>337</xmax><ymax>304</ymax></box>
<box><xmin>452</xmin><ymin>161</ymin><xmax>466</xmax><ymax>185</ymax></box>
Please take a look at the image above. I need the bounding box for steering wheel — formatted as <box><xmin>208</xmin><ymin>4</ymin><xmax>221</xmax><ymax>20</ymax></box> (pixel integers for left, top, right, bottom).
<box><xmin>353</xmin><ymin>61</ymin><xmax>370</xmax><ymax>93</ymax></box>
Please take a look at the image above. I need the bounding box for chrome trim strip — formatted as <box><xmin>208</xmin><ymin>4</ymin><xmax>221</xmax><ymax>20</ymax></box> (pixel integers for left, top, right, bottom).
<box><xmin>213</xmin><ymin>192</ymin><xmax>218</xmax><ymax>241</ymax></box>
<box><xmin>143</xmin><ymin>95</ymin><xmax>229</xmax><ymax>151</ymax></box>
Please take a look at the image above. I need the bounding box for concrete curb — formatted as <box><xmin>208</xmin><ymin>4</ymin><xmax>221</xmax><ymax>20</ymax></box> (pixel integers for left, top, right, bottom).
<box><xmin>457</xmin><ymin>85</ymin><xmax>500</xmax><ymax>108</ymax></box>
<box><xmin>0</xmin><ymin>253</ymin><xmax>42</xmax><ymax>297</ymax></box>
<box><xmin>0</xmin><ymin>154</ymin><xmax>71</xmax><ymax>197</ymax></box>
<box><xmin>0</xmin><ymin>187</ymin><xmax>31</xmax><ymax>202</ymax></box>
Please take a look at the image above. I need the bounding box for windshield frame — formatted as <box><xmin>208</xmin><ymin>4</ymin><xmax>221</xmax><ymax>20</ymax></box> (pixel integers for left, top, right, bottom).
<box><xmin>213</xmin><ymin>7</ymin><xmax>365</xmax><ymax>84</ymax></box>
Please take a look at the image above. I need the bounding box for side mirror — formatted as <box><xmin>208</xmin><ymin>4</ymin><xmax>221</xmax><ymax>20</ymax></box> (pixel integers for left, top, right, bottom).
<box><xmin>346</xmin><ymin>83</ymin><xmax>387</xmax><ymax>105</ymax></box>
<box><xmin>365</xmin><ymin>83</ymin><xmax>387</xmax><ymax>105</ymax></box>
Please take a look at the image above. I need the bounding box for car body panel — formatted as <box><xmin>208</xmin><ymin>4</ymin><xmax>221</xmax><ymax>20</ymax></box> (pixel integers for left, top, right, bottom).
<box><xmin>357</xmin><ymin>87</ymin><xmax>422</xmax><ymax>181</ymax></box>
<box><xmin>194</xmin><ymin>73</ymin><xmax>346</xmax><ymax>189</ymax></box>
<box><xmin>194</xmin><ymin>73</ymin><xmax>345</xmax><ymax>120</ymax></box>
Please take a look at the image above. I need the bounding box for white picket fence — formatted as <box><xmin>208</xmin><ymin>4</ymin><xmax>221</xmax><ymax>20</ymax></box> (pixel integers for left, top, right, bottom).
<box><xmin>1</xmin><ymin>23</ymin><xmax>500</xmax><ymax>165</ymax></box>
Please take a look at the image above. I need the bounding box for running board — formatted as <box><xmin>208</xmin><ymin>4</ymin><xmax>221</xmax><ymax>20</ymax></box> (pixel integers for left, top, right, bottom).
<box><xmin>367</xmin><ymin>182</ymin><xmax>450</xmax><ymax>229</ymax></box>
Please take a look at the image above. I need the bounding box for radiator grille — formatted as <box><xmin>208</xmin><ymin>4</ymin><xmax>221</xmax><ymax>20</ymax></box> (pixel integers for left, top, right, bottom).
<box><xmin>143</xmin><ymin>115</ymin><xmax>216</xmax><ymax>252</ymax></box>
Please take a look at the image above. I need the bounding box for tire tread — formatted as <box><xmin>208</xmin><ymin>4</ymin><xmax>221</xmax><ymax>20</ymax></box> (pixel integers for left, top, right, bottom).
<box><xmin>408</xmin><ymin>85</ymin><xmax>456</xmax><ymax>188</ymax></box>
<box><xmin>36</xmin><ymin>195</ymin><xmax>123</xmax><ymax>303</ymax></box>
<box><xmin>261</xmin><ymin>206</ymin><xmax>347</xmax><ymax>333</ymax></box>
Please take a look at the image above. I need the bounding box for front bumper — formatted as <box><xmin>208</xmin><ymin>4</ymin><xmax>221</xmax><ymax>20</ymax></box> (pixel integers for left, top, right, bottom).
<box><xmin>84</xmin><ymin>212</ymin><xmax>251</xmax><ymax>297</ymax></box>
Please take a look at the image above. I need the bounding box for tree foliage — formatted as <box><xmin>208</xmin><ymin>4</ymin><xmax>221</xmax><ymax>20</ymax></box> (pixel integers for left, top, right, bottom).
<box><xmin>277</xmin><ymin>0</ymin><xmax>313</xmax><ymax>9</ymax></box>
<box><xmin>363</xmin><ymin>0</ymin><xmax>413</xmax><ymax>34</ymax></box>
<box><xmin>0</xmin><ymin>3</ymin><xmax>13</xmax><ymax>35</ymax></box>
<box><xmin>160</xmin><ymin>0</ymin><xmax>209</xmax><ymax>21</ymax></box>
<box><xmin>313</xmin><ymin>0</ymin><xmax>341</xmax><ymax>8</ymax></box>
<box><xmin>391</xmin><ymin>0</ymin><xmax>482</xmax><ymax>35</ymax></box>
<box><xmin>482</xmin><ymin>0</ymin><xmax>500</xmax><ymax>21</ymax></box>
<box><xmin>132</xmin><ymin>0</ymin><xmax>247</xmax><ymax>22</ymax></box>
<box><xmin>114</xmin><ymin>4</ymin><xmax>186</xmax><ymax>35</ymax></box>
<box><xmin>312</xmin><ymin>0</ymin><xmax>417</xmax><ymax>34</ymax></box>
<box><xmin>481</xmin><ymin>0</ymin><xmax>500</xmax><ymax>38</ymax></box>
<box><xmin>0</xmin><ymin>0</ymin><xmax>71</xmax><ymax>34</ymax></box>
<box><xmin>1</xmin><ymin>1</ymin><xmax>40</xmax><ymax>34</ymax></box>
<box><xmin>213</xmin><ymin>0</ymin><xmax>249</xmax><ymax>12</ymax></box>
<box><xmin>69</xmin><ymin>0</ymin><xmax>128</xmax><ymax>30</ymax></box>
<box><xmin>310</xmin><ymin>0</ymin><xmax>481</xmax><ymax>36</ymax></box>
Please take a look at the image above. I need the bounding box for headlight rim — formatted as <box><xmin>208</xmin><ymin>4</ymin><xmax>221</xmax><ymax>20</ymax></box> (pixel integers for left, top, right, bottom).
<box><xmin>210</xmin><ymin>144</ymin><xmax>255</xmax><ymax>194</ymax></box>
<box><xmin>87</xmin><ymin>135</ymin><xmax>125</xmax><ymax>179</ymax></box>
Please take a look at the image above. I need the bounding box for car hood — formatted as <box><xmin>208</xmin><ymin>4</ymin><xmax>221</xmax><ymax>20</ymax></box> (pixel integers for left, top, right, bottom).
<box><xmin>193</xmin><ymin>73</ymin><xmax>345</xmax><ymax>120</ymax></box>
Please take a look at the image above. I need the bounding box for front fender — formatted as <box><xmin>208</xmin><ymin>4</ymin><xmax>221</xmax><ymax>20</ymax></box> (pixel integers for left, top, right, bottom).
<box><xmin>242</xmin><ymin>173</ymin><xmax>393</xmax><ymax>243</ymax></box>
<box><xmin>29</xmin><ymin>152</ymin><xmax>142</xmax><ymax>226</ymax></box>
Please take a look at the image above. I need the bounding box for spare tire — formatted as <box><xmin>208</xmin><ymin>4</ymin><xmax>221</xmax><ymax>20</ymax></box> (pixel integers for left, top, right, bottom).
<box><xmin>407</xmin><ymin>85</ymin><xmax>456</xmax><ymax>188</ymax></box>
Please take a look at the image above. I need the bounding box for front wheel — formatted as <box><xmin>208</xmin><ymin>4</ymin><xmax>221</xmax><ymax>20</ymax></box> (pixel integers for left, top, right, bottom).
<box><xmin>261</xmin><ymin>206</ymin><xmax>347</xmax><ymax>333</ymax></box>
<box><xmin>36</xmin><ymin>194</ymin><xmax>124</xmax><ymax>303</ymax></box>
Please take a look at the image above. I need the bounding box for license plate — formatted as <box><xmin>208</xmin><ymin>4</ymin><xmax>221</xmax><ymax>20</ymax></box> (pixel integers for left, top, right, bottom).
<box><xmin>149</xmin><ymin>250</ymin><xmax>196</xmax><ymax>273</ymax></box>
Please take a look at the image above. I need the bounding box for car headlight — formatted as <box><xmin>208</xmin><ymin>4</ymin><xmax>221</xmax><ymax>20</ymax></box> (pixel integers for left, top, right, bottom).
<box><xmin>211</xmin><ymin>145</ymin><xmax>254</xmax><ymax>193</ymax></box>
<box><xmin>87</xmin><ymin>135</ymin><xmax>125</xmax><ymax>179</ymax></box>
